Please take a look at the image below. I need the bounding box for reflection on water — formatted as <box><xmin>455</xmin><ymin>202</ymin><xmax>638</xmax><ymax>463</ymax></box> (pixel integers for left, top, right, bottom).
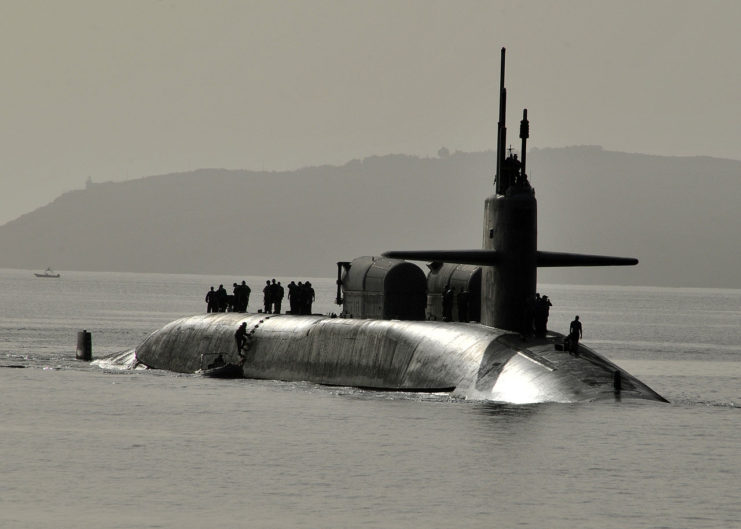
<box><xmin>472</xmin><ymin>400</ymin><xmax>544</xmax><ymax>418</ymax></box>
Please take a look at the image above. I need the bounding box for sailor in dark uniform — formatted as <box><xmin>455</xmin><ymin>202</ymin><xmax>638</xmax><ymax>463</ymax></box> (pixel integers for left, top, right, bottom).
<box><xmin>296</xmin><ymin>282</ymin><xmax>306</xmax><ymax>314</ymax></box>
<box><xmin>235</xmin><ymin>322</ymin><xmax>248</xmax><ymax>355</ymax></box>
<box><xmin>269</xmin><ymin>279</ymin><xmax>279</xmax><ymax>313</ymax></box>
<box><xmin>274</xmin><ymin>282</ymin><xmax>285</xmax><ymax>314</ymax></box>
<box><xmin>541</xmin><ymin>295</ymin><xmax>552</xmax><ymax>333</ymax></box>
<box><xmin>239</xmin><ymin>280</ymin><xmax>251</xmax><ymax>312</ymax></box>
<box><xmin>533</xmin><ymin>293</ymin><xmax>552</xmax><ymax>338</ymax></box>
<box><xmin>216</xmin><ymin>284</ymin><xmax>228</xmax><ymax>312</ymax></box>
<box><xmin>205</xmin><ymin>286</ymin><xmax>216</xmax><ymax>313</ymax></box>
<box><xmin>304</xmin><ymin>281</ymin><xmax>315</xmax><ymax>314</ymax></box>
<box><xmin>263</xmin><ymin>280</ymin><xmax>272</xmax><ymax>313</ymax></box>
<box><xmin>568</xmin><ymin>315</ymin><xmax>583</xmax><ymax>354</ymax></box>
<box><xmin>287</xmin><ymin>281</ymin><xmax>298</xmax><ymax>314</ymax></box>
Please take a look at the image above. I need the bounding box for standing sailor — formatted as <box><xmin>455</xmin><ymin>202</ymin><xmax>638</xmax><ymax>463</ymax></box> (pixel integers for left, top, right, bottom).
<box><xmin>205</xmin><ymin>286</ymin><xmax>216</xmax><ymax>313</ymax></box>
<box><xmin>568</xmin><ymin>315</ymin><xmax>583</xmax><ymax>353</ymax></box>
<box><xmin>263</xmin><ymin>280</ymin><xmax>272</xmax><ymax>313</ymax></box>
<box><xmin>304</xmin><ymin>281</ymin><xmax>315</xmax><ymax>315</ymax></box>
<box><xmin>239</xmin><ymin>280</ymin><xmax>251</xmax><ymax>312</ymax></box>
<box><xmin>216</xmin><ymin>284</ymin><xmax>228</xmax><ymax>312</ymax></box>
<box><xmin>287</xmin><ymin>281</ymin><xmax>298</xmax><ymax>314</ymax></box>
<box><xmin>274</xmin><ymin>282</ymin><xmax>285</xmax><ymax>314</ymax></box>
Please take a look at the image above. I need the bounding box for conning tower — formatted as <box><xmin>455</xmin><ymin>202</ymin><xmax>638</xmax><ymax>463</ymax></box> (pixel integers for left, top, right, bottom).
<box><xmin>384</xmin><ymin>48</ymin><xmax>637</xmax><ymax>334</ymax></box>
<box><xmin>484</xmin><ymin>47</ymin><xmax>536</xmax><ymax>329</ymax></box>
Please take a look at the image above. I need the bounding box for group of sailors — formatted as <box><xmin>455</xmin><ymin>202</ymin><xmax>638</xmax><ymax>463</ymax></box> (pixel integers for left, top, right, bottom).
<box><xmin>440</xmin><ymin>288</ymin><xmax>557</xmax><ymax>336</ymax></box>
<box><xmin>205</xmin><ymin>279</ymin><xmax>315</xmax><ymax>315</ymax></box>
<box><xmin>213</xmin><ymin>280</ymin><xmax>585</xmax><ymax>356</ymax></box>
<box><xmin>261</xmin><ymin>279</ymin><xmax>315</xmax><ymax>315</ymax></box>
<box><xmin>525</xmin><ymin>292</ymin><xmax>553</xmax><ymax>338</ymax></box>
<box><xmin>287</xmin><ymin>280</ymin><xmax>315</xmax><ymax>315</ymax></box>
<box><xmin>205</xmin><ymin>282</ymin><xmax>252</xmax><ymax>313</ymax></box>
<box><xmin>525</xmin><ymin>293</ymin><xmax>583</xmax><ymax>352</ymax></box>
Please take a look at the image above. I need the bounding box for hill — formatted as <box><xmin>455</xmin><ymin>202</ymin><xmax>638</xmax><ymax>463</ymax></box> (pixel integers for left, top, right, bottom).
<box><xmin>1</xmin><ymin>147</ymin><xmax>739</xmax><ymax>287</ymax></box>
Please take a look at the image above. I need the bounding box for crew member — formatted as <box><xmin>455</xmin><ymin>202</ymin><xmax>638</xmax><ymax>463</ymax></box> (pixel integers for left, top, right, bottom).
<box><xmin>216</xmin><ymin>284</ymin><xmax>228</xmax><ymax>312</ymax></box>
<box><xmin>263</xmin><ymin>280</ymin><xmax>272</xmax><ymax>313</ymax></box>
<box><xmin>296</xmin><ymin>282</ymin><xmax>306</xmax><ymax>314</ymax></box>
<box><xmin>287</xmin><ymin>281</ymin><xmax>298</xmax><ymax>314</ymax></box>
<box><xmin>238</xmin><ymin>280</ymin><xmax>251</xmax><ymax>312</ymax></box>
<box><xmin>534</xmin><ymin>293</ymin><xmax>553</xmax><ymax>337</ymax></box>
<box><xmin>230</xmin><ymin>283</ymin><xmax>240</xmax><ymax>312</ymax></box>
<box><xmin>268</xmin><ymin>279</ymin><xmax>279</xmax><ymax>313</ymax></box>
<box><xmin>205</xmin><ymin>286</ymin><xmax>216</xmax><ymax>313</ymax></box>
<box><xmin>568</xmin><ymin>315</ymin><xmax>583</xmax><ymax>354</ymax></box>
<box><xmin>235</xmin><ymin>322</ymin><xmax>248</xmax><ymax>356</ymax></box>
<box><xmin>274</xmin><ymin>281</ymin><xmax>285</xmax><ymax>314</ymax></box>
<box><xmin>541</xmin><ymin>295</ymin><xmax>552</xmax><ymax>333</ymax></box>
<box><xmin>304</xmin><ymin>281</ymin><xmax>315</xmax><ymax>314</ymax></box>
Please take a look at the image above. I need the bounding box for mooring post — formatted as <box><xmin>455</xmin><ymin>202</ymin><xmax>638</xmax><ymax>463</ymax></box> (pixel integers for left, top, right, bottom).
<box><xmin>76</xmin><ymin>330</ymin><xmax>92</xmax><ymax>361</ymax></box>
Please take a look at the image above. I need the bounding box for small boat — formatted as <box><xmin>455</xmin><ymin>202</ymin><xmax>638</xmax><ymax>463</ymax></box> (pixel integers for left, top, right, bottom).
<box><xmin>195</xmin><ymin>352</ymin><xmax>244</xmax><ymax>378</ymax></box>
<box><xmin>196</xmin><ymin>363</ymin><xmax>244</xmax><ymax>379</ymax></box>
<box><xmin>34</xmin><ymin>268</ymin><xmax>61</xmax><ymax>278</ymax></box>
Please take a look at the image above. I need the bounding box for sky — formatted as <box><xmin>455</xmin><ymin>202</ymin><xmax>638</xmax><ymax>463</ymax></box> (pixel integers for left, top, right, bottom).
<box><xmin>1</xmin><ymin>0</ymin><xmax>740</xmax><ymax>226</ymax></box>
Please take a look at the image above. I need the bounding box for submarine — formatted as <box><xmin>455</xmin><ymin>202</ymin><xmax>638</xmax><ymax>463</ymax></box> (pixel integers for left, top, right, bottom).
<box><xmin>126</xmin><ymin>49</ymin><xmax>667</xmax><ymax>404</ymax></box>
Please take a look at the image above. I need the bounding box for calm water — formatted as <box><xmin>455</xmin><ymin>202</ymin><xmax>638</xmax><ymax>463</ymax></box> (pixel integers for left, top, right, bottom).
<box><xmin>1</xmin><ymin>269</ymin><xmax>739</xmax><ymax>529</ymax></box>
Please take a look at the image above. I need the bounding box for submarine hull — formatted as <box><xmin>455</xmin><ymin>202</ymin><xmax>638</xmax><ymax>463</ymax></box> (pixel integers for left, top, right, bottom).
<box><xmin>134</xmin><ymin>313</ymin><xmax>667</xmax><ymax>403</ymax></box>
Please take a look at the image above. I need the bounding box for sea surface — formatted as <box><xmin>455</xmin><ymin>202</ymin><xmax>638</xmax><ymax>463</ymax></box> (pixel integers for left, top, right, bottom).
<box><xmin>1</xmin><ymin>268</ymin><xmax>739</xmax><ymax>529</ymax></box>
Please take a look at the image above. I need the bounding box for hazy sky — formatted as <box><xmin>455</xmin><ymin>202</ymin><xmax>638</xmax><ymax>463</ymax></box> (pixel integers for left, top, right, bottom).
<box><xmin>1</xmin><ymin>0</ymin><xmax>739</xmax><ymax>225</ymax></box>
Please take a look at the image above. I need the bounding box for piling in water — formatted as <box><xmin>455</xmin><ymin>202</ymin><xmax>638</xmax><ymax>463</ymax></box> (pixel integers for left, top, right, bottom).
<box><xmin>76</xmin><ymin>330</ymin><xmax>92</xmax><ymax>361</ymax></box>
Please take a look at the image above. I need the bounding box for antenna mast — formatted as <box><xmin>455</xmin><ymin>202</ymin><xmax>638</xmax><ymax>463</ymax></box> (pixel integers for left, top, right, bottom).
<box><xmin>495</xmin><ymin>47</ymin><xmax>507</xmax><ymax>195</ymax></box>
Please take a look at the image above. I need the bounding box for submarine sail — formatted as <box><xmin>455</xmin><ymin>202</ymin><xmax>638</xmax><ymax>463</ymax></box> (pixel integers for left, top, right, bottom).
<box><xmin>127</xmin><ymin>48</ymin><xmax>667</xmax><ymax>404</ymax></box>
<box><xmin>385</xmin><ymin>48</ymin><xmax>639</xmax><ymax>334</ymax></box>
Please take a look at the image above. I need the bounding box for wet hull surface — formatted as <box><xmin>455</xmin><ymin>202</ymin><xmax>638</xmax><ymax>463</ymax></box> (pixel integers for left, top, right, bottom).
<box><xmin>133</xmin><ymin>313</ymin><xmax>667</xmax><ymax>404</ymax></box>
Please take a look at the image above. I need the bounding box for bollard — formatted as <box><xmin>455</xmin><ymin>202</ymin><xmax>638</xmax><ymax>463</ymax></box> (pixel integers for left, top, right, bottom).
<box><xmin>76</xmin><ymin>330</ymin><xmax>92</xmax><ymax>361</ymax></box>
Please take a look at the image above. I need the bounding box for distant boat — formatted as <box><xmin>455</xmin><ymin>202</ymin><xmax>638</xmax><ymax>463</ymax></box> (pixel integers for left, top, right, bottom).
<box><xmin>34</xmin><ymin>268</ymin><xmax>60</xmax><ymax>278</ymax></box>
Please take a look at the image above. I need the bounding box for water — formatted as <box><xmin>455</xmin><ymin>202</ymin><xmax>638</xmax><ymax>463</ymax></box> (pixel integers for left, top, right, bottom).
<box><xmin>1</xmin><ymin>269</ymin><xmax>739</xmax><ymax>529</ymax></box>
